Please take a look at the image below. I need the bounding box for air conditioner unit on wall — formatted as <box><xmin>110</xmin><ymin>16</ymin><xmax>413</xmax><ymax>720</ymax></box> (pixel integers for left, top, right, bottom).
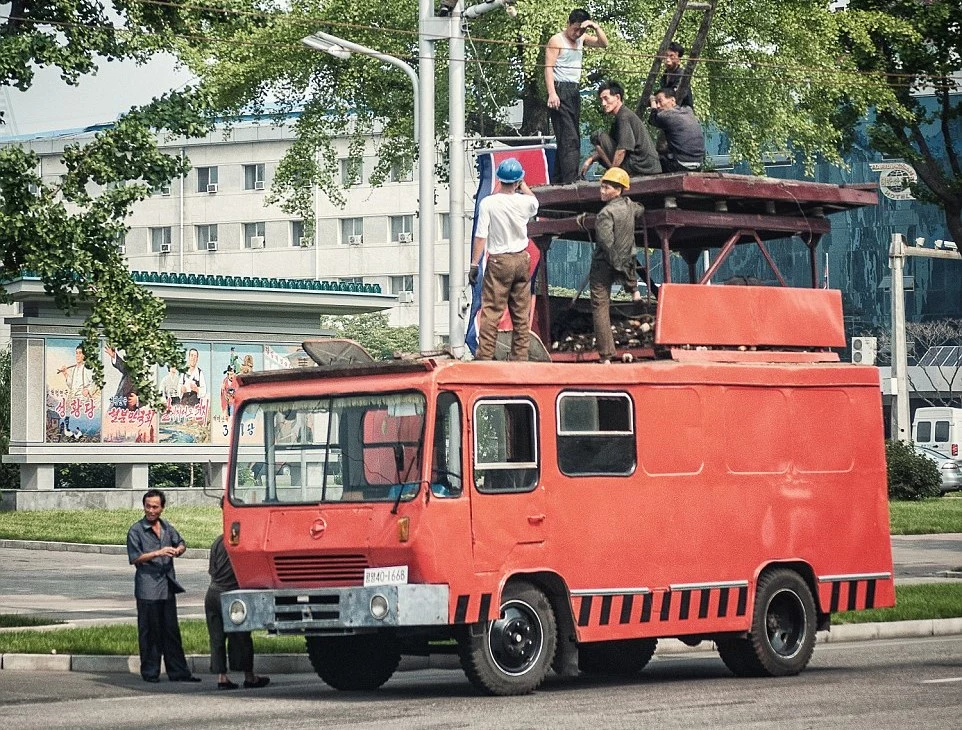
<box><xmin>254</xmin><ymin>180</ymin><xmax>265</xmax><ymax>190</ymax></box>
<box><xmin>299</xmin><ymin>237</ymin><xmax>312</xmax><ymax>248</ymax></box>
<box><xmin>250</xmin><ymin>236</ymin><xmax>265</xmax><ymax>248</ymax></box>
<box><xmin>348</xmin><ymin>235</ymin><xmax>363</xmax><ymax>246</ymax></box>
<box><xmin>398</xmin><ymin>232</ymin><xmax>413</xmax><ymax>244</ymax></box>
<box><xmin>207</xmin><ymin>241</ymin><xmax>219</xmax><ymax>252</ymax></box>
<box><xmin>160</xmin><ymin>185</ymin><xmax>171</xmax><ymax>196</ymax></box>
<box><xmin>852</xmin><ymin>336</ymin><xmax>877</xmax><ymax>365</ymax></box>
<box><xmin>398</xmin><ymin>291</ymin><xmax>415</xmax><ymax>304</ymax></box>
<box><xmin>160</xmin><ymin>243</ymin><xmax>172</xmax><ymax>254</ymax></box>
<box><xmin>207</xmin><ymin>183</ymin><xmax>219</xmax><ymax>194</ymax></box>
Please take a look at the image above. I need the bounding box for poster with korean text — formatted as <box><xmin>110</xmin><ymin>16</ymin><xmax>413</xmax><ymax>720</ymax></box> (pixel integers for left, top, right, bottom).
<box><xmin>44</xmin><ymin>339</ymin><xmax>102</xmax><ymax>443</ymax></box>
<box><xmin>158</xmin><ymin>342</ymin><xmax>212</xmax><ymax>443</ymax></box>
<box><xmin>211</xmin><ymin>343</ymin><xmax>262</xmax><ymax>445</ymax></box>
<box><xmin>101</xmin><ymin>343</ymin><xmax>158</xmax><ymax>443</ymax></box>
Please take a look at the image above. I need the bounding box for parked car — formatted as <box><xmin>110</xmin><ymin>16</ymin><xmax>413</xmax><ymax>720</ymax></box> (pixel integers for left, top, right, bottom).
<box><xmin>913</xmin><ymin>445</ymin><xmax>962</xmax><ymax>495</ymax></box>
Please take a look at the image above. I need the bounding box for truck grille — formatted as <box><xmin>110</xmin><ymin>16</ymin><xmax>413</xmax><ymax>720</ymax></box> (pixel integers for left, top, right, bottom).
<box><xmin>273</xmin><ymin>554</ymin><xmax>369</xmax><ymax>585</ymax></box>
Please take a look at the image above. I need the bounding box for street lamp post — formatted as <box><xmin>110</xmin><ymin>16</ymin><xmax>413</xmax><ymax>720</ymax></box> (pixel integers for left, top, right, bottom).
<box><xmin>302</xmin><ymin>30</ymin><xmax>434</xmax><ymax>354</ymax></box>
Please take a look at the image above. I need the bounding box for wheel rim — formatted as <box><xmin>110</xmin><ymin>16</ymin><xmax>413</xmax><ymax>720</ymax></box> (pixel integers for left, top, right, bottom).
<box><xmin>765</xmin><ymin>588</ymin><xmax>806</xmax><ymax>659</ymax></box>
<box><xmin>487</xmin><ymin>598</ymin><xmax>544</xmax><ymax>676</ymax></box>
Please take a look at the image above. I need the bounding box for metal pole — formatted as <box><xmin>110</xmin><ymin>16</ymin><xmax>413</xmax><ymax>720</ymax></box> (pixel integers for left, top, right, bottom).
<box><xmin>889</xmin><ymin>233</ymin><xmax>911</xmax><ymax>441</ymax></box>
<box><xmin>448</xmin><ymin>5</ymin><xmax>466</xmax><ymax>356</ymax></box>
<box><xmin>418</xmin><ymin>0</ymin><xmax>437</xmax><ymax>353</ymax></box>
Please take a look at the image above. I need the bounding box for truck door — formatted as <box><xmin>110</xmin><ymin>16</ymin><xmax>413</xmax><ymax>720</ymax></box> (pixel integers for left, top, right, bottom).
<box><xmin>469</xmin><ymin>397</ymin><xmax>546</xmax><ymax>572</ymax></box>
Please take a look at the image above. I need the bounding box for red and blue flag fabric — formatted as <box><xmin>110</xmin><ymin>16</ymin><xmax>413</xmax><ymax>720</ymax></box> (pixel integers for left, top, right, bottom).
<box><xmin>464</xmin><ymin>146</ymin><xmax>553</xmax><ymax>354</ymax></box>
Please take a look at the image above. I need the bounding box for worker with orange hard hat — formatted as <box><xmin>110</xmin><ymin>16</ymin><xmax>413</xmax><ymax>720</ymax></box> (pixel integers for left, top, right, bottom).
<box><xmin>590</xmin><ymin>167</ymin><xmax>644</xmax><ymax>363</ymax></box>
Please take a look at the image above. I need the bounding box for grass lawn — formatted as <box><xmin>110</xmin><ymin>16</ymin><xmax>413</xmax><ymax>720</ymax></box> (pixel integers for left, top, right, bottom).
<box><xmin>0</xmin><ymin>499</ymin><xmax>960</xmax><ymax>546</ymax></box>
<box><xmin>0</xmin><ymin>620</ymin><xmax>306</xmax><ymax>656</ymax></box>
<box><xmin>834</xmin><ymin>583</ymin><xmax>962</xmax><ymax>623</ymax></box>
<box><xmin>889</xmin><ymin>495</ymin><xmax>962</xmax><ymax>535</ymax></box>
<box><xmin>0</xmin><ymin>506</ymin><xmax>222</xmax><ymax>549</ymax></box>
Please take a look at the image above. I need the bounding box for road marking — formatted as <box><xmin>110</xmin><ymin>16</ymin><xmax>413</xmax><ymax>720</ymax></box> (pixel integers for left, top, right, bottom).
<box><xmin>921</xmin><ymin>677</ymin><xmax>962</xmax><ymax>684</ymax></box>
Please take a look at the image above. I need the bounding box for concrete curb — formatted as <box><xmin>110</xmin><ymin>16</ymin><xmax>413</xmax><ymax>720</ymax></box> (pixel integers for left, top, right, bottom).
<box><xmin>0</xmin><ymin>539</ymin><xmax>209</xmax><ymax>559</ymax></box>
<box><xmin>3</xmin><ymin>619</ymin><xmax>961</xmax><ymax>674</ymax></box>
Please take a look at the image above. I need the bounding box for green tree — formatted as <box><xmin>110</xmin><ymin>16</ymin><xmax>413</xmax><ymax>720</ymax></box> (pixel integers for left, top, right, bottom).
<box><xmin>1</xmin><ymin>2</ymin><xmax>218</xmax><ymax>398</ymax></box>
<box><xmin>320</xmin><ymin>312</ymin><xmax>420</xmax><ymax>360</ymax></box>
<box><xmin>171</xmin><ymin>1</ymin><xmax>907</xmax><ymax>220</ymax></box>
<box><xmin>844</xmin><ymin>0</ymin><xmax>962</xmax><ymax>245</ymax></box>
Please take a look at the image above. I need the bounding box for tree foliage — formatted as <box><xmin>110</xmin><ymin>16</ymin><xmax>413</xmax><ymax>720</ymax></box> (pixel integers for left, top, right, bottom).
<box><xmin>0</xmin><ymin>345</ymin><xmax>18</xmax><ymax>489</ymax></box>
<box><xmin>171</xmin><ymin>1</ymin><xmax>907</xmax><ymax>219</ymax></box>
<box><xmin>1</xmin><ymin>2</ymin><xmax>218</xmax><ymax>399</ymax></box>
<box><xmin>319</xmin><ymin>312</ymin><xmax>421</xmax><ymax>360</ymax></box>
<box><xmin>846</xmin><ymin>0</ymin><xmax>962</xmax><ymax>244</ymax></box>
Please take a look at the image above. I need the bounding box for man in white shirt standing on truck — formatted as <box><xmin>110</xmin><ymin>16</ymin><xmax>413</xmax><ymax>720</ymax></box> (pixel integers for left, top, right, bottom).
<box><xmin>545</xmin><ymin>9</ymin><xmax>609</xmax><ymax>184</ymax></box>
<box><xmin>469</xmin><ymin>158</ymin><xmax>540</xmax><ymax>361</ymax></box>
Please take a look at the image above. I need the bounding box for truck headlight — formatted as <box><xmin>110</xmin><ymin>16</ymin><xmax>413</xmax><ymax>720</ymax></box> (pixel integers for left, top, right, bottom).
<box><xmin>370</xmin><ymin>594</ymin><xmax>389</xmax><ymax>620</ymax></box>
<box><xmin>228</xmin><ymin>599</ymin><xmax>248</xmax><ymax>625</ymax></box>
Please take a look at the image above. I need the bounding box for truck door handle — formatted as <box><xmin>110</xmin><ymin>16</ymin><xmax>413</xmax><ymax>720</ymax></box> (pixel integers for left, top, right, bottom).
<box><xmin>528</xmin><ymin>514</ymin><xmax>545</xmax><ymax>524</ymax></box>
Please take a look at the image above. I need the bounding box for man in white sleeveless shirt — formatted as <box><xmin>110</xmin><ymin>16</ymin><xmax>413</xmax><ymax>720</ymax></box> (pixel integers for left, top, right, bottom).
<box><xmin>545</xmin><ymin>9</ymin><xmax>608</xmax><ymax>184</ymax></box>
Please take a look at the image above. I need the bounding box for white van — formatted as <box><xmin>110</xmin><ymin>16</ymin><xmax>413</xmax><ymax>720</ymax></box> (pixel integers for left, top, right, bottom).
<box><xmin>912</xmin><ymin>407</ymin><xmax>962</xmax><ymax>457</ymax></box>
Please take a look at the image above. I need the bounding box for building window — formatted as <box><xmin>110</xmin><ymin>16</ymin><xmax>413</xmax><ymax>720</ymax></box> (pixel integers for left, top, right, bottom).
<box><xmin>390</xmin><ymin>275</ymin><xmax>415</xmax><ymax>294</ymax></box>
<box><xmin>244</xmin><ymin>222</ymin><xmax>266</xmax><ymax>248</ymax></box>
<box><xmin>244</xmin><ymin>164</ymin><xmax>266</xmax><ymax>190</ymax></box>
<box><xmin>339</xmin><ymin>277</ymin><xmax>363</xmax><ymax>285</ymax></box>
<box><xmin>556</xmin><ymin>392</ymin><xmax>635</xmax><ymax>476</ymax></box>
<box><xmin>440</xmin><ymin>213</ymin><xmax>451</xmax><ymax>241</ymax></box>
<box><xmin>150</xmin><ymin>226</ymin><xmax>172</xmax><ymax>253</ymax></box>
<box><xmin>340</xmin><ymin>157</ymin><xmax>364</xmax><ymax>187</ymax></box>
<box><xmin>473</xmin><ymin>399</ymin><xmax>539</xmax><ymax>493</ymax></box>
<box><xmin>438</xmin><ymin>274</ymin><xmax>450</xmax><ymax>302</ymax></box>
<box><xmin>196</xmin><ymin>166</ymin><xmax>219</xmax><ymax>193</ymax></box>
<box><xmin>390</xmin><ymin>215</ymin><xmax>414</xmax><ymax>243</ymax></box>
<box><xmin>153</xmin><ymin>182</ymin><xmax>172</xmax><ymax>196</ymax></box>
<box><xmin>196</xmin><ymin>224</ymin><xmax>218</xmax><ymax>250</ymax></box>
<box><xmin>390</xmin><ymin>162</ymin><xmax>413</xmax><ymax>183</ymax></box>
<box><xmin>341</xmin><ymin>217</ymin><xmax>364</xmax><ymax>245</ymax></box>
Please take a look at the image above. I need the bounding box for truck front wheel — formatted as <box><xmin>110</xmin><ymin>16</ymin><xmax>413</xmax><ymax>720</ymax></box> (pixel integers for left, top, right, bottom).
<box><xmin>305</xmin><ymin>633</ymin><xmax>401</xmax><ymax>691</ymax></box>
<box><xmin>459</xmin><ymin>581</ymin><xmax>557</xmax><ymax>696</ymax></box>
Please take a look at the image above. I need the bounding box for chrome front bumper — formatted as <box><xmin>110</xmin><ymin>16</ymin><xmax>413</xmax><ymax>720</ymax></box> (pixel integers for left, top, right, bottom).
<box><xmin>221</xmin><ymin>584</ymin><xmax>449</xmax><ymax>633</ymax></box>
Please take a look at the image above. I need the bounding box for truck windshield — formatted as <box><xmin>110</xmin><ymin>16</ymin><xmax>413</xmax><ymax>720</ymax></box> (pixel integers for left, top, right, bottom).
<box><xmin>231</xmin><ymin>392</ymin><xmax>427</xmax><ymax>505</ymax></box>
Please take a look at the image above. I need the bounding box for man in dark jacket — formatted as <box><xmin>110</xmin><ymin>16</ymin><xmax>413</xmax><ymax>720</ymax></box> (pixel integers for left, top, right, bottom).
<box><xmin>590</xmin><ymin>167</ymin><xmax>644</xmax><ymax>363</ymax></box>
<box><xmin>659</xmin><ymin>41</ymin><xmax>693</xmax><ymax>108</ymax></box>
<box><xmin>582</xmin><ymin>80</ymin><xmax>661</xmax><ymax>178</ymax></box>
<box><xmin>649</xmin><ymin>88</ymin><xmax>705</xmax><ymax>172</ymax></box>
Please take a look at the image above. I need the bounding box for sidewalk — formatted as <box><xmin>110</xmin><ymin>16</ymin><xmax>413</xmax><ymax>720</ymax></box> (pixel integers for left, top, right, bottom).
<box><xmin>1</xmin><ymin>537</ymin><xmax>960</xmax><ymax>676</ymax></box>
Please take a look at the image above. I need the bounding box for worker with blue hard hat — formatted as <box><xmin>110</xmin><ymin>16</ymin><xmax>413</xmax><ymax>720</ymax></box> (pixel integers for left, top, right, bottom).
<box><xmin>469</xmin><ymin>157</ymin><xmax>540</xmax><ymax>361</ymax></box>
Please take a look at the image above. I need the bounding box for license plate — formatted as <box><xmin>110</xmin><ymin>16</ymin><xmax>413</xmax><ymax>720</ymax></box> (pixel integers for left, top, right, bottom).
<box><xmin>364</xmin><ymin>565</ymin><xmax>408</xmax><ymax>587</ymax></box>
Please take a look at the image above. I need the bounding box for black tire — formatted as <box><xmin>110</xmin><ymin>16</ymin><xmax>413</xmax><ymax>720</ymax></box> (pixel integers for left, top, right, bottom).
<box><xmin>305</xmin><ymin>633</ymin><xmax>401</xmax><ymax>691</ymax></box>
<box><xmin>459</xmin><ymin>581</ymin><xmax>557</xmax><ymax>696</ymax></box>
<box><xmin>718</xmin><ymin>569</ymin><xmax>817</xmax><ymax>677</ymax></box>
<box><xmin>578</xmin><ymin>638</ymin><xmax>658</xmax><ymax>676</ymax></box>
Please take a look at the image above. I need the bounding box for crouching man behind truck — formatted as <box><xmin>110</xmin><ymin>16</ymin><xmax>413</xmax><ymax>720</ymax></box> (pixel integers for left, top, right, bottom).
<box><xmin>590</xmin><ymin>167</ymin><xmax>644</xmax><ymax>363</ymax></box>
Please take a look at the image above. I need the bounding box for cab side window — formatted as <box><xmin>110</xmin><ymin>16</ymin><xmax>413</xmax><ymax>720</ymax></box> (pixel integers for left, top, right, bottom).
<box><xmin>473</xmin><ymin>399</ymin><xmax>539</xmax><ymax>493</ymax></box>
<box><xmin>556</xmin><ymin>392</ymin><xmax>635</xmax><ymax>476</ymax></box>
<box><xmin>431</xmin><ymin>391</ymin><xmax>463</xmax><ymax>497</ymax></box>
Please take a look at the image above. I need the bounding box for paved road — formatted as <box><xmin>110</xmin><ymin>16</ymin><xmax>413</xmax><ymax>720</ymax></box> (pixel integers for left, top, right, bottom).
<box><xmin>1</xmin><ymin>636</ymin><xmax>960</xmax><ymax>729</ymax></box>
<box><xmin>0</xmin><ymin>535</ymin><xmax>959</xmax><ymax>624</ymax></box>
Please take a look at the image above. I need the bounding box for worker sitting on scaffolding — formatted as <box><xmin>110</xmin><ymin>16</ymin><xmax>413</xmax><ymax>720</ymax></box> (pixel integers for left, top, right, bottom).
<box><xmin>590</xmin><ymin>167</ymin><xmax>644</xmax><ymax>364</ymax></box>
<box><xmin>581</xmin><ymin>80</ymin><xmax>661</xmax><ymax>179</ymax></box>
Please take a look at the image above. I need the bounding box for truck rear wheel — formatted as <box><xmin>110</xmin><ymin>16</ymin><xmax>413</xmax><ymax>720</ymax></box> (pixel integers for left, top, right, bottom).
<box><xmin>578</xmin><ymin>638</ymin><xmax>658</xmax><ymax>676</ymax></box>
<box><xmin>717</xmin><ymin>568</ymin><xmax>817</xmax><ymax>677</ymax></box>
<box><xmin>305</xmin><ymin>633</ymin><xmax>401</xmax><ymax>691</ymax></box>
<box><xmin>459</xmin><ymin>581</ymin><xmax>557</xmax><ymax>696</ymax></box>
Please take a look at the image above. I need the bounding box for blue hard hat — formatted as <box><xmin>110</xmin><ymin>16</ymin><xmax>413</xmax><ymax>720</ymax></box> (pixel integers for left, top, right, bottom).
<box><xmin>496</xmin><ymin>157</ymin><xmax>525</xmax><ymax>183</ymax></box>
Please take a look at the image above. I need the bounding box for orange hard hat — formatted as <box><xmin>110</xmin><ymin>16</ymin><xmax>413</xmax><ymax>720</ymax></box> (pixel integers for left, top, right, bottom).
<box><xmin>600</xmin><ymin>167</ymin><xmax>630</xmax><ymax>189</ymax></box>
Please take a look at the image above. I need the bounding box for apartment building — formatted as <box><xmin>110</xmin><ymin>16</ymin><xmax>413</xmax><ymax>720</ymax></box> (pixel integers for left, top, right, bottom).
<box><xmin>13</xmin><ymin>118</ymin><xmax>467</xmax><ymax>341</ymax></box>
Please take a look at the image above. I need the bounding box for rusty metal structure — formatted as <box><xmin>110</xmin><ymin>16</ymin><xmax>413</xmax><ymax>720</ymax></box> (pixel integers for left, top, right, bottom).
<box><xmin>527</xmin><ymin>172</ymin><xmax>878</xmax><ymax>355</ymax></box>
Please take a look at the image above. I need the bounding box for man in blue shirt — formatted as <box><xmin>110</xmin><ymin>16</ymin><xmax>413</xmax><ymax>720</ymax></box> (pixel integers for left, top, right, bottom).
<box><xmin>127</xmin><ymin>488</ymin><xmax>200</xmax><ymax>683</ymax></box>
